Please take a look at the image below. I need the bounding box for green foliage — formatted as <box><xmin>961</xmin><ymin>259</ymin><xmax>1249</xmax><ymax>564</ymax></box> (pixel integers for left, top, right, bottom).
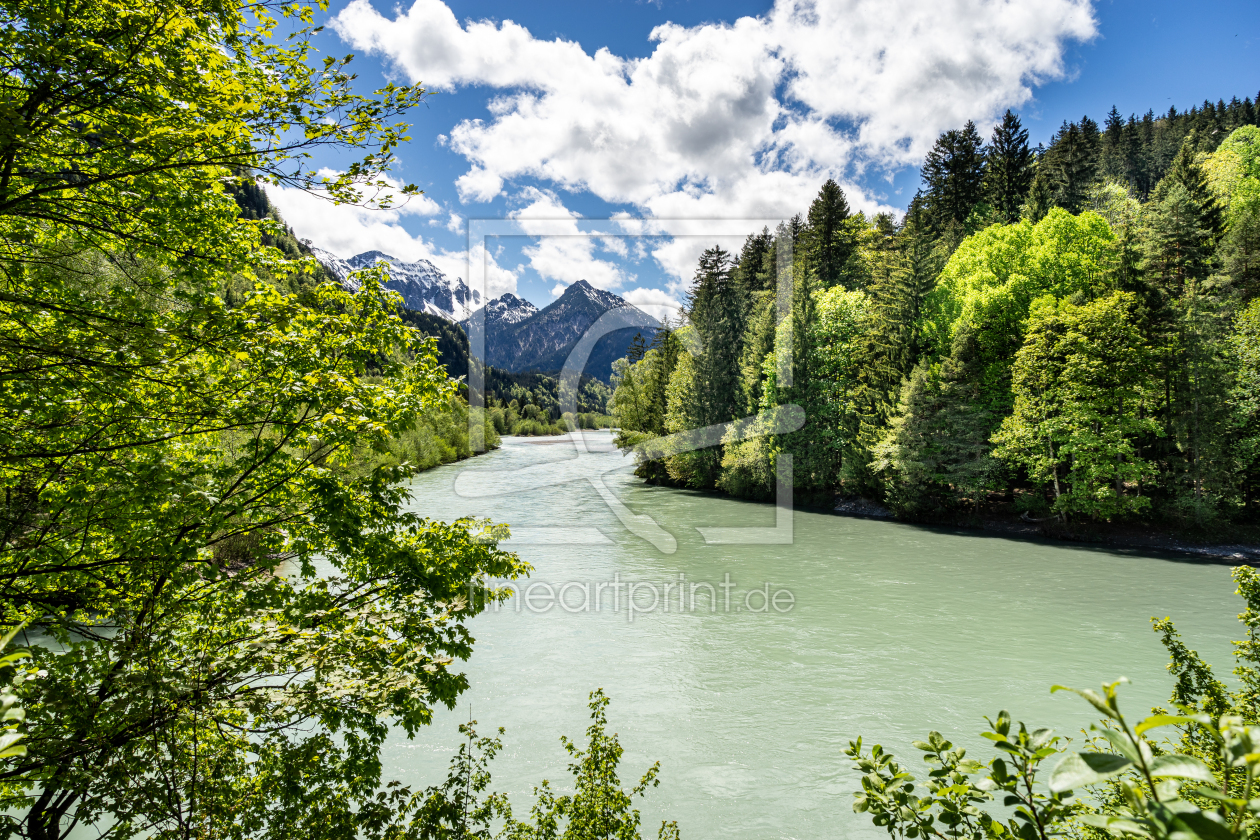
<box><xmin>0</xmin><ymin>0</ymin><xmax>424</xmax><ymax>265</ymax></box>
<box><xmin>801</xmin><ymin>180</ymin><xmax>864</xmax><ymax>290</ymax></box>
<box><xmin>291</xmin><ymin>691</ymin><xmax>676</xmax><ymax>840</ymax></box>
<box><xmin>855</xmin><ymin>199</ymin><xmax>943</xmax><ymax>476</ymax></box>
<box><xmin>922</xmin><ymin>121</ymin><xmax>987</xmax><ymax>236</ymax></box>
<box><xmin>658</xmin><ymin>249</ymin><xmax>748</xmax><ymax>489</ymax></box>
<box><xmin>986</xmin><ymin>111</ymin><xmax>1035</xmax><ymax>224</ymax></box>
<box><xmin>357</xmin><ymin>395</ymin><xmax>501</xmax><ymax>474</ymax></box>
<box><xmin>1206</xmin><ymin>127</ymin><xmax>1260</xmax><ymax>301</ymax></box>
<box><xmin>0</xmin><ymin>0</ymin><xmax>543</xmax><ymax>835</ymax></box>
<box><xmin>1231</xmin><ymin>300</ymin><xmax>1260</xmax><ymax>511</ymax></box>
<box><xmin>405</xmin><ymin>721</ymin><xmax>512</xmax><ymax>840</ymax></box>
<box><xmin>923</xmin><ymin>210</ymin><xmax>1116</xmax><ymax>366</ymax></box>
<box><xmin>0</xmin><ymin>628</ymin><xmax>32</xmax><ymax>765</ymax></box>
<box><xmin>503</xmin><ymin>690</ymin><xmax>676</xmax><ymax>840</ymax></box>
<box><xmin>993</xmin><ymin>292</ymin><xmax>1162</xmax><ymax>520</ymax></box>
<box><xmin>0</xmin><ymin>251</ymin><xmax>530</xmax><ymax>840</ymax></box>
<box><xmin>1033</xmin><ymin>119</ymin><xmax>1103</xmax><ymax>215</ymax></box>
<box><xmin>848</xmin><ymin>714</ymin><xmax>1075</xmax><ymax>840</ymax></box>
<box><xmin>776</xmin><ymin>286</ymin><xmax>869</xmax><ymax>493</ymax></box>
<box><xmin>872</xmin><ymin>322</ymin><xmax>1004</xmax><ymax>517</ymax></box>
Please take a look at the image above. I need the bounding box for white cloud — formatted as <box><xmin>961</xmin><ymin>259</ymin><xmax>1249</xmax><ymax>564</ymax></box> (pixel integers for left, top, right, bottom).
<box><xmin>509</xmin><ymin>188</ymin><xmax>631</xmax><ymax>294</ymax></box>
<box><xmin>266</xmin><ymin>183</ymin><xmax>517</xmax><ymax>298</ymax></box>
<box><xmin>469</xmin><ymin>241</ymin><xmax>520</xmax><ymax>299</ymax></box>
<box><xmin>446</xmin><ymin>212</ymin><xmax>464</xmax><ymax>233</ymax></box>
<box><xmin>331</xmin><ymin>0</ymin><xmax>1096</xmax><ymax>284</ymax></box>
<box><xmin>622</xmin><ymin>287</ymin><xmax>684</xmax><ymax>323</ymax></box>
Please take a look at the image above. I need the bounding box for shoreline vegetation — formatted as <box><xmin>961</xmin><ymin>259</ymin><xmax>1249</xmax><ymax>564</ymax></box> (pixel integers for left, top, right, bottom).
<box><xmin>609</xmin><ymin>100</ymin><xmax>1260</xmax><ymax>552</ymax></box>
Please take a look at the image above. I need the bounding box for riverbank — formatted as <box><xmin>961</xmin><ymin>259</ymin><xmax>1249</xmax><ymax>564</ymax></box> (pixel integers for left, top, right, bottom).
<box><xmin>830</xmin><ymin>495</ymin><xmax>1260</xmax><ymax>564</ymax></box>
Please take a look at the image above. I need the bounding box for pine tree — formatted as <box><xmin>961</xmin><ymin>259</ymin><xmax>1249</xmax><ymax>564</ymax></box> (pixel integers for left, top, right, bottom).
<box><xmin>738</xmin><ymin>291</ymin><xmax>778</xmax><ymax>415</ymax></box>
<box><xmin>1102</xmin><ymin>106</ymin><xmax>1126</xmax><ymax>181</ymax></box>
<box><xmin>735</xmin><ymin>227</ymin><xmax>774</xmax><ymax>292</ymax></box>
<box><xmin>644</xmin><ymin>325</ymin><xmax>681</xmax><ymax>435</ymax></box>
<box><xmin>626</xmin><ymin>332</ymin><xmax>647</xmax><ymax>363</ymax></box>
<box><xmin>1037</xmin><ymin>121</ymin><xmax>1098</xmax><ymax>213</ymax></box>
<box><xmin>1080</xmin><ymin>115</ymin><xmax>1103</xmax><ymax>170</ymax></box>
<box><xmin>1143</xmin><ymin>150</ymin><xmax>1233</xmax><ymax>522</ymax></box>
<box><xmin>922</xmin><ymin>120</ymin><xmax>987</xmax><ymax>233</ymax></box>
<box><xmin>1151</xmin><ymin>136</ymin><xmax>1226</xmax><ymax>244</ymax></box>
<box><xmin>873</xmin><ymin>322</ymin><xmax>1003</xmax><ymax>516</ymax></box>
<box><xmin>1121</xmin><ymin>114</ymin><xmax>1150</xmax><ymax>196</ymax></box>
<box><xmin>803</xmin><ymin>179</ymin><xmax>858</xmax><ymax>289</ymax></box>
<box><xmin>1023</xmin><ymin>163</ymin><xmax>1055</xmax><ymax>222</ymax></box>
<box><xmin>669</xmin><ymin>246</ymin><xmax>748</xmax><ymax>488</ymax></box>
<box><xmin>984</xmin><ymin>110</ymin><xmax>1034</xmax><ymax>223</ymax></box>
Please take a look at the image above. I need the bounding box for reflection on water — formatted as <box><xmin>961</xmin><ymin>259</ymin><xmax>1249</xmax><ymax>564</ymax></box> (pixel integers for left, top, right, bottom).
<box><xmin>385</xmin><ymin>431</ymin><xmax>1239</xmax><ymax>839</ymax></box>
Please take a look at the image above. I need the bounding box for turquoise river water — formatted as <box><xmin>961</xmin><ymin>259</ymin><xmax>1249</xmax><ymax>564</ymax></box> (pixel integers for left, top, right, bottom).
<box><xmin>382</xmin><ymin>430</ymin><xmax>1242</xmax><ymax>839</ymax></box>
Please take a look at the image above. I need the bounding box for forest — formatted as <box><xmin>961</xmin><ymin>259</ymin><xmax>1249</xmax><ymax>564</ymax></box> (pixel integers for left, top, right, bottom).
<box><xmin>611</xmin><ymin>96</ymin><xmax>1260</xmax><ymax>531</ymax></box>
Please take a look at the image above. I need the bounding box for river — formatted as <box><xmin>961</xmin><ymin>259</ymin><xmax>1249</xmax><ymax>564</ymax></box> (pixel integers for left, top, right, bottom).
<box><xmin>385</xmin><ymin>430</ymin><xmax>1240</xmax><ymax>839</ymax></box>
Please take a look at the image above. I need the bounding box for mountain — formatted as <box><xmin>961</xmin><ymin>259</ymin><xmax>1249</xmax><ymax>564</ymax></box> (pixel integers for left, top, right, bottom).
<box><xmin>479</xmin><ymin>292</ymin><xmax>538</xmax><ymax>327</ymax></box>
<box><xmin>312</xmin><ymin>248</ymin><xmax>481</xmax><ymax>321</ymax></box>
<box><xmin>468</xmin><ymin>280</ymin><xmax>658</xmax><ymax>382</ymax></box>
<box><xmin>312</xmin><ymin>240</ymin><xmax>656</xmax><ymax>381</ymax></box>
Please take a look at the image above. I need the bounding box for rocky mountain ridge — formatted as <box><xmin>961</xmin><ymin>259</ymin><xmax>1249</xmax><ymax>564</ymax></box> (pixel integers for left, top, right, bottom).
<box><xmin>468</xmin><ymin>280</ymin><xmax>659</xmax><ymax>381</ymax></box>
<box><xmin>313</xmin><ymin>249</ymin><xmax>657</xmax><ymax>381</ymax></box>
<box><xmin>311</xmin><ymin>248</ymin><xmax>481</xmax><ymax>321</ymax></box>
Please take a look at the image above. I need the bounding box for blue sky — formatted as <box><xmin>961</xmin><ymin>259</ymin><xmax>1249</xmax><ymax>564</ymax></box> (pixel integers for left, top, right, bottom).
<box><xmin>268</xmin><ymin>0</ymin><xmax>1259</xmax><ymax>318</ymax></box>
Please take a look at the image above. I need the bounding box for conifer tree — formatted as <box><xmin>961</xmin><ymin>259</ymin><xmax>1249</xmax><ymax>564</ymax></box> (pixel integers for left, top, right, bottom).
<box><xmin>1142</xmin><ymin>143</ymin><xmax>1233</xmax><ymax>522</ymax></box>
<box><xmin>922</xmin><ymin>121</ymin><xmax>987</xmax><ymax>234</ymax></box>
<box><xmin>667</xmin><ymin>247</ymin><xmax>748</xmax><ymax>488</ymax></box>
<box><xmin>626</xmin><ymin>332</ymin><xmax>647</xmax><ymax>363</ymax></box>
<box><xmin>984</xmin><ymin>110</ymin><xmax>1034</xmax><ymax>223</ymax></box>
<box><xmin>738</xmin><ymin>291</ymin><xmax>778</xmax><ymax>415</ymax></box>
<box><xmin>857</xmin><ymin>197</ymin><xmax>937</xmax><ymax>431</ymax></box>
<box><xmin>1151</xmin><ymin>137</ymin><xmax>1227</xmax><ymax>244</ymax></box>
<box><xmin>1023</xmin><ymin>164</ymin><xmax>1055</xmax><ymax>222</ymax></box>
<box><xmin>735</xmin><ymin>227</ymin><xmax>774</xmax><ymax>292</ymax></box>
<box><xmin>802</xmin><ymin>179</ymin><xmax>858</xmax><ymax>289</ymax></box>
<box><xmin>1102</xmin><ymin>106</ymin><xmax>1127</xmax><ymax>181</ymax></box>
<box><xmin>1036</xmin><ymin>121</ymin><xmax>1098</xmax><ymax>213</ymax></box>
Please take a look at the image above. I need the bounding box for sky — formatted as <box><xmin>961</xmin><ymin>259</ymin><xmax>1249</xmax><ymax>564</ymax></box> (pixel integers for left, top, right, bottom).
<box><xmin>266</xmin><ymin>0</ymin><xmax>1260</xmax><ymax>321</ymax></box>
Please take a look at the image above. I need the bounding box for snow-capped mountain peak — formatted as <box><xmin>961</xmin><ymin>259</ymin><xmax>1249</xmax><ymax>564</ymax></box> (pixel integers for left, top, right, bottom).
<box><xmin>311</xmin><ymin>249</ymin><xmax>480</xmax><ymax>321</ymax></box>
<box><xmin>469</xmin><ymin>293</ymin><xmax>539</xmax><ymax>327</ymax></box>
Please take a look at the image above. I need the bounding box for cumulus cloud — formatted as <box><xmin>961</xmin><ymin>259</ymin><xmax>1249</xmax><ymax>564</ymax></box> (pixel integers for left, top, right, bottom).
<box><xmin>622</xmin><ymin>287</ymin><xmax>684</xmax><ymax>323</ymax></box>
<box><xmin>469</xmin><ymin>241</ymin><xmax>520</xmax><ymax>299</ymax></box>
<box><xmin>510</xmin><ymin>188</ymin><xmax>631</xmax><ymax>294</ymax></box>
<box><xmin>267</xmin><ymin>182</ymin><xmax>517</xmax><ymax>298</ymax></box>
<box><xmin>331</xmin><ymin>0</ymin><xmax>1096</xmax><ymax>283</ymax></box>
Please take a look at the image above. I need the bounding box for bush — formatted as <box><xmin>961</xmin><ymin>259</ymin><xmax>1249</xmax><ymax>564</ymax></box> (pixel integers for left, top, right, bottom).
<box><xmin>353</xmin><ymin>396</ymin><xmax>500</xmax><ymax>473</ymax></box>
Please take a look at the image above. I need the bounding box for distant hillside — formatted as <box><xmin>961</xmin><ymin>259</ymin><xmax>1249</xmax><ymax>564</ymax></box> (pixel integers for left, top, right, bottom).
<box><xmin>399</xmin><ymin>309</ymin><xmax>609</xmax><ymax>414</ymax></box>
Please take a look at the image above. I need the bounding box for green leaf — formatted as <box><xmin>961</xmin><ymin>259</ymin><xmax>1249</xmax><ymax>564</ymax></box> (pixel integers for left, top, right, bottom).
<box><xmin>1100</xmin><ymin>728</ymin><xmax>1143</xmax><ymax>764</ymax></box>
<box><xmin>1135</xmin><ymin>714</ymin><xmax>1198</xmax><ymax>736</ymax></box>
<box><xmin>1077</xmin><ymin>814</ymin><xmax>1151</xmax><ymax>837</ymax></box>
<box><xmin>1052</xmin><ymin>684</ymin><xmax>1119</xmax><ymax>720</ymax></box>
<box><xmin>1170</xmin><ymin>811</ymin><xmax>1236</xmax><ymax>840</ymax></box>
<box><xmin>1048</xmin><ymin>751</ymin><xmax>1133</xmax><ymax>792</ymax></box>
<box><xmin>1148</xmin><ymin>754</ymin><xmax>1215</xmax><ymax>782</ymax></box>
